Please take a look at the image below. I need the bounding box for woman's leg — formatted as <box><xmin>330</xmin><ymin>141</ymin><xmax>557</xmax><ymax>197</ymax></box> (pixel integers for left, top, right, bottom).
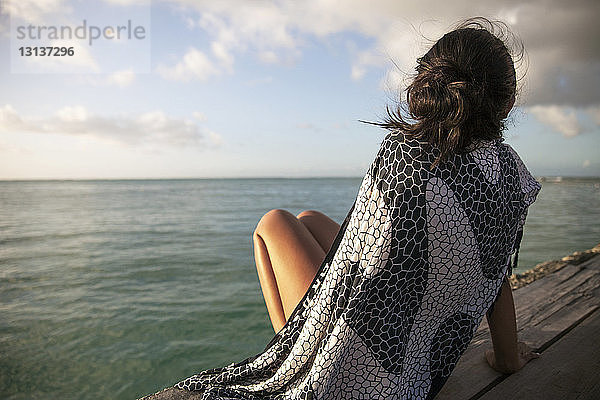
<box><xmin>253</xmin><ymin>209</ymin><xmax>340</xmax><ymax>333</ymax></box>
<box><xmin>296</xmin><ymin>210</ymin><xmax>340</xmax><ymax>254</ymax></box>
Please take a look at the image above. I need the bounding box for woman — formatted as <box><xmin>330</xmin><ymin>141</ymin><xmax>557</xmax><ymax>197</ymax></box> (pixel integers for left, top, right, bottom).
<box><xmin>171</xmin><ymin>18</ymin><xmax>541</xmax><ymax>400</ymax></box>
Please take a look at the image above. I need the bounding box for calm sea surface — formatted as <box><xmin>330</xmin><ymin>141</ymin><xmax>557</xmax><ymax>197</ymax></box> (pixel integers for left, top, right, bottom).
<box><xmin>1</xmin><ymin>177</ymin><xmax>599</xmax><ymax>399</ymax></box>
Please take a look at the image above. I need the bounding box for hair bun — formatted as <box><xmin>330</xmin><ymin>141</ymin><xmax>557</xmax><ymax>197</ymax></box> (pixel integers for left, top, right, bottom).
<box><xmin>409</xmin><ymin>58</ymin><xmax>482</xmax><ymax>127</ymax></box>
<box><xmin>419</xmin><ymin>58</ymin><xmax>476</xmax><ymax>87</ymax></box>
<box><xmin>376</xmin><ymin>18</ymin><xmax>522</xmax><ymax>168</ymax></box>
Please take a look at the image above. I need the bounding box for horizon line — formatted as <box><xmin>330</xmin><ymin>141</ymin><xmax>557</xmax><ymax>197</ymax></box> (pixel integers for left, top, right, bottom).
<box><xmin>1</xmin><ymin>175</ymin><xmax>599</xmax><ymax>182</ymax></box>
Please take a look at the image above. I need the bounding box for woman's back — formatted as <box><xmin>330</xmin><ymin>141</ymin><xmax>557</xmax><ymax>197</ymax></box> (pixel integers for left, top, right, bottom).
<box><xmin>346</xmin><ymin>133</ymin><xmax>540</xmax><ymax>398</ymax></box>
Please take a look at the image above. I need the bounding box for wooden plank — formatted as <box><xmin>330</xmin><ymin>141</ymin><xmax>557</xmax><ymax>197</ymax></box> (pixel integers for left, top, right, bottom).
<box><xmin>477</xmin><ymin>309</ymin><xmax>600</xmax><ymax>400</ymax></box>
<box><xmin>517</xmin><ymin>267</ymin><xmax>600</xmax><ymax>349</ymax></box>
<box><xmin>577</xmin><ymin>254</ymin><xmax>600</xmax><ymax>270</ymax></box>
<box><xmin>436</xmin><ymin>256</ymin><xmax>600</xmax><ymax>399</ymax></box>
<box><xmin>514</xmin><ymin>263</ymin><xmax>598</xmax><ymax>323</ymax></box>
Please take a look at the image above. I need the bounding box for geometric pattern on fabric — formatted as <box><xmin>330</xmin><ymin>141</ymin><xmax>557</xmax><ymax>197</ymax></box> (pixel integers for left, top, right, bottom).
<box><xmin>174</xmin><ymin>132</ymin><xmax>541</xmax><ymax>400</ymax></box>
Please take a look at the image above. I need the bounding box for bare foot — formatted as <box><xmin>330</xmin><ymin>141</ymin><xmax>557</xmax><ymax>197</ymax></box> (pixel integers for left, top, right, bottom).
<box><xmin>485</xmin><ymin>341</ymin><xmax>540</xmax><ymax>374</ymax></box>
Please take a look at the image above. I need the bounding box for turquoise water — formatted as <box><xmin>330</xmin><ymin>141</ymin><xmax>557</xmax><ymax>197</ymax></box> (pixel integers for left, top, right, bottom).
<box><xmin>1</xmin><ymin>177</ymin><xmax>599</xmax><ymax>399</ymax></box>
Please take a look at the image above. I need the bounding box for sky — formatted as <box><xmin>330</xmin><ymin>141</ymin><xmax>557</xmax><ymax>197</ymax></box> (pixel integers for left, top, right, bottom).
<box><xmin>0</xmin><ymin>0</ymin><xmax>598</xmax><ymax>179</ymax></box>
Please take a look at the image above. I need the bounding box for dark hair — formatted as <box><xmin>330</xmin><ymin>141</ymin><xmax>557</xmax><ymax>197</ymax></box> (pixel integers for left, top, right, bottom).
<box><xmin>376</xmin><ymin>17</ymin><xmax>524</xmax><ymax>167</ymax></box>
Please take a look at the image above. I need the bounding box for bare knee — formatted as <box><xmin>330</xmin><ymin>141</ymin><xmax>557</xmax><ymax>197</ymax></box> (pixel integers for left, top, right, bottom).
<box><xmin>254</xmin><ymin>209</ymin><xmax>295</xmax><ymax>238</ymax></box>
<box><xmin>296</xmin><ymin>209</ymin><xmax>323</xmax><ymax>219</ymax></box>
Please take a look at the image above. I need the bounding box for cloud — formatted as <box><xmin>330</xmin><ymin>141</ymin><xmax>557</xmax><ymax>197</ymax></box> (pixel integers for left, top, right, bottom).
<box><xmin>160</xmin><ymin>0</ymin><xmax>598</xmax><ymax>108</ymax></box>
<box><xmin>157</xmin><ymin>0</ymin><xmax>600</xmax><ymax>141</ymax></box>
<box><xmin>258</xmin><ymin>50</ymin><xmax>279</xmax><ymax>64</ymax></box>
<box><xmin>102</xmin><ymin>0</ymin><xmax>149</xmax><ymax>5</ymax></box>
<box><xmin>106</xmin><ymin>68</ymin><xmax>136</xmax><ymax>87</ymax></box>
<box><xmin>381</xmin><ymin>67</ymin><xmax>406</xmax><ymax>95</ymax></box>
<box><xmin>0</xmin><ymin>104</ymin><xmax>30</xmax><ymax>131</ymax></box>
<box><xmin>211</xmin><ymin>41</ymin><xmax>234</xmax><ymax>71</ymax></box>
<box><xmin>77</xmin><ymin>68</ymin><xmax>136</xmax><ymax>87</ymax></box>
<box><xmin>57</xmin><ymin>105</ymin><xmax>88</xmax><ymax>122</ymax></box>
<box><xmin>350</xmin><ymin>50</ymin><xmax>378</xmax><ymax>81</ymax></box>
<box><xmin>157</xmin><ymin>47</ymin><xmax>221</xmax><ymax>82</ymax></box>
<box><xmin>3</xmin><ymin>0</ymin><xmax>70</xmax><ymax>24</ymax></box>
<box><xmin>8</xmin><ymin>1</ymin><xmax>600</xmax><ymax>110</ymax></box>
<box><xmin>528</xmin><ymin>105</ymin><xmax>582</xmax><ymax>137</ymax></box>
<box><xmin>205</xmin><ymin>130</ymin><xmax>222</xmax><ymax>146</ymax></box>
<box><xmin>350</xmin><ymin>47</ymin><xmax>390</xmax><ymax>81</ymax></box>
<box><xmin>504</xmin><ymin>1</ymin><xmax>600</xmax><ymax>107</ymax></box>
<box><xmin>158</xmin><ymin>3</ymin><xmax>302</xmax><ymax>81</ymax></box>
<box><xmin>0</xmin><ymin>104</ymin><xmax>221</xmax><ymax>147</ymax></box>
<box><xmin>196</xmin><ymin>5</ymin><xmax>297</xmax><ymax>51</ymax></box>
<box><xmin>192</xmin><ymin>111</ymin><xmax>207</xmax><ymax>121</ymax></box>
<box><xmin>583</xmin><ymin>159</ymin><xmax>591</xmax><ymax>168</ymax></box>
<box><xmin>527</xmin><ymin>104</ymin><xmax>600</xmax><ymax>137</ymax></box>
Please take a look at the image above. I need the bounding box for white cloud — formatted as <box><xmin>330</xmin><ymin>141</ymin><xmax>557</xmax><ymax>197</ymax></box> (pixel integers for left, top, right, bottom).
<box><xmin>159</xmin><ymin>3</ymin><xmax>301</xmax><ymax>81</ymax></box>
<box><xmin>106</xmin><ymin>68</ymin><xmax>136</xmax><ymax>87</ymax></box>
<box><xmin>159</xmin><ymin>3</ymin><xmax>302</xmax><ymax>81</ymax></box>
<box><xmin>196</xmin><ymin>4</ymin><xmax>296</xmax><ymax>50</ymax></box>
<box><xmin>0</xmin><ymin>104</ymin><xmax>221</xmax><ymax>148</ymax></box>
<box><xmin>351</xmin><ymin>65</ymin><xmax>366</xmax><ymax>81</ymax></box>
<box><xmin>4</xmin><ymin>0</ymin><xmax>70</xmax><ymax>24</ymax></box>
<box><xmin>76</xmin><ymin>68</ymin><xmax>136</xmax><ymax>87</ymax></box>
<box><xmin>381</xmin><ymin>67</ymin><xmax>407</xmax><ymax>95</ymax></box>
<box><xmin>205</xmin><ymin>130</ymin><xmax>222</xmax><ymax>146</ymax></box>
<box><xmin>57</xmin><ymin>105</ymin><xmax>88</xmax><ymax>122</ymax></box>
<box><xmin>160</xmin><ymin>1</ymin><xmax>438</xmax><ymax>82</ymax></box>
<box><xmin>192</xmin><ymin>111</ymin><xmax>207</xmax><ymax>122</ymax></box>
<box><xmin>0</xmin><ymin>104</ymin><xmax>29</xmax><ymax>131</ymax></box>
<box><xmin>350</xmin><ymin>47</ymin><xmax>389</xmax><ymax>81</ymax></box>
<box><xmin>102</xmin><ymin>0</ymin><xmax>149</xmax><ymax>5</ymax></box>
<box><xmin>528</xmin><ymin>105</ymin><xmax>582</xmax><ymax>137</ymax></box>
<box><xmin>7</xmin><ymin>1</ymin><xmax>600</xmax><ymax>108</ymax></box>
<box><xmin>583</xmin><ymin>159</ymin><xmax>591</xmax><ymax>168</ymax></box>
<box><xmin>528</xmin><ymin>104</ymin><xmax>600</xmax><ymax>137</ymax></box>
<box><xmin>157</xmin><ymin>47</ymin><xmax>220</xmax><ymax>82</ymax></box>
<box><xmin>6</xmin><ymin>0</ymin><xmax>600</xmax><ymax>106</ymax></box>
<box><xmin>159</xmin><ymin>0</ymin><xmax>598</xmax><ymax>108</ymax></box>
<box><xmin>211</xmin><ymin>41</ymin><xmax>234</xmax><ymax>71</ymax></box>
<box><xmin>258</xmin><ymin>50</ymin><xmax>279</xmax><ymax>64</ymax></box>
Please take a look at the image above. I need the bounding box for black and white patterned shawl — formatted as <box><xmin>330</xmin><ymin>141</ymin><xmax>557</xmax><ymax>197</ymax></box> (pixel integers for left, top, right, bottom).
<box><xmin>174</xmin><ymin>132</ymin><xmax>541</xmax><ymax>400</ymax></box>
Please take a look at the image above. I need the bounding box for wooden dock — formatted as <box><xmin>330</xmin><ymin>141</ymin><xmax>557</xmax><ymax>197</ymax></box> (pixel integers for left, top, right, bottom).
<box><xmin>436</xmin><ymin>247</ymin><xmax>600</xmax><ymax>400</ymax></box>
<box><xmin>140</xmin><ymin>245</ymin><xmax>600</xmax><ymax>400</ymax></box>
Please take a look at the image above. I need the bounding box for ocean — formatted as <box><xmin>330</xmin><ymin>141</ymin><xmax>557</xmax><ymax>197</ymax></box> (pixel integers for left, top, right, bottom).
<box><xmin>1</xmin><ymin>177</ymin><xmax>599</xmax><ymax>399</ymax></box>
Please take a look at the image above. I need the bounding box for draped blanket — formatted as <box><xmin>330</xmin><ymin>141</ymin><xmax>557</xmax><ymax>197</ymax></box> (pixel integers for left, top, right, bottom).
<box><xmin>174</xmin><ymin>132</ymin><xmax>541</xmax><ymax>400</ymax></box>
